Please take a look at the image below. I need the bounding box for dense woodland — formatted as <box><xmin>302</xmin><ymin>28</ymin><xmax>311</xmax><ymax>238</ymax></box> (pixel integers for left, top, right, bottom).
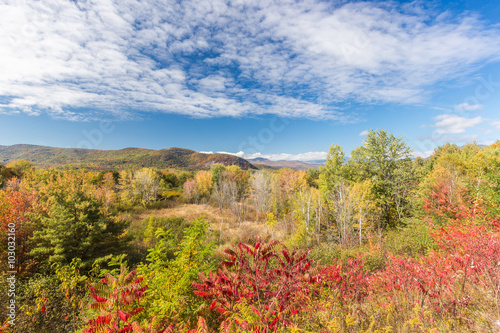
<box><xmin>1</xmin><ymin>129</ymin><xmax>500</xmax><ymax>332</ymax></box>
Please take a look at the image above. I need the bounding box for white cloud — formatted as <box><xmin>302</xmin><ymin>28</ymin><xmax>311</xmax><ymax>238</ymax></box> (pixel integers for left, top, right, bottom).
<box><xmin>196</xmin><ymin>76</ymin><xmax>228</xmax><ymax>92</ymax></box>
<box><xmin>433</xmin><ymin>114</ymin><xmax>483</xmax><ymax>134</ymax></box>
<box><xmin>412</xmin><ymin>150</ymin><xmax>434</xmax><ymax>159</ymax></box>
<box><xmin>479</xmin><ymin>139</ymin><xmax>496</xmax><ymax>146</ymax></box>
<box><xmin>454</xmin><ymin>103</ymin><xmax>484</xmax><ymax>112</ymax></box>
<box><xmin>359</xmin><ymin>130</ymin><xmax>369</xmax><ymax>136</ymax></box>
<box><xmin>0</xmin><ymin>0</ymin><xmax>499</xmax><ymax>120</ymax></box>
<box><xmin>432</xmin><ymin>134</ymin><xmax>479</xmax><ymax>143</ymax></box>
<box><xmin>207</xmin><ymin>150</ymin><xmax>327</xmax><ymax>161</ymax></box>
<box><xmin>491</xmin><ymin>120</ymin><xmax>500</xmax><ymax>129</ymax></box>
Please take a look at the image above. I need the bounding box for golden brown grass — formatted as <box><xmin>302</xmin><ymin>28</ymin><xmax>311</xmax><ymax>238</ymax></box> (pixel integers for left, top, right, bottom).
<box><xmin>126</xmin><ymin>203</ymin><xmax>277</xmax><ymax>249</ymax></box>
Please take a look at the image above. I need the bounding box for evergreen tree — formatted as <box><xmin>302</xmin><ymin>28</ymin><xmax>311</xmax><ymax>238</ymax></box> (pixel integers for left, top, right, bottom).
<box><xmin>29</xmin><ymin>171</ymin><xmax>130</xmax><ymax>270</ymax></box>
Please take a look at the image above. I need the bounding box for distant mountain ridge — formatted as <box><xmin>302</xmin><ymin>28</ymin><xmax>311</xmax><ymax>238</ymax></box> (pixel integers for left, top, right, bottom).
<box><xmin>247</xmin><ymin>157</ymin><xmax>324</xmax><ymax>170</ymax></box>
<box><xmin>0</xmin><ymin>144</ymin><xmax>257</xmax><ymax>170</ymax></box>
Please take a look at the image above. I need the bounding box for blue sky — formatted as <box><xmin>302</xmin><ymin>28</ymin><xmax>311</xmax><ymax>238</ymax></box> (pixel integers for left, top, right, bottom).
<box><xmin>1</xmin><ymin>0</ymin><xmax>500</xmax><ymax>161</ymax></box>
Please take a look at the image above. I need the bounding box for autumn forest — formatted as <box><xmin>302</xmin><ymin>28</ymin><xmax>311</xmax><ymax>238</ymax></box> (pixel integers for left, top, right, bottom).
<box><xmin>1</xmin><ymin>129</ymin><xmax>500</xmax><ymax>332</ymax></box>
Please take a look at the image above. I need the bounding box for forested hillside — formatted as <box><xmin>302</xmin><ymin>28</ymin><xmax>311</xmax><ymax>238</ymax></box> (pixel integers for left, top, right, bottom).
<box><xmin>0</xmin><ymin>145</ymin><xmax>256</xmax><ymax>170</ymax></box>
<box><xmin>1</xmin><ymin>130</ymin><xmax>499</xmax><ymax>332</ymax></box>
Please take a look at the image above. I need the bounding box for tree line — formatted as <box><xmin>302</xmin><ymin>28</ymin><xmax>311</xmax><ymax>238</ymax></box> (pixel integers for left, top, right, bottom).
<box><xmin>1</xmin><ymin>129</ymin><xmax>500</xmax><ymax>331</ymax></box>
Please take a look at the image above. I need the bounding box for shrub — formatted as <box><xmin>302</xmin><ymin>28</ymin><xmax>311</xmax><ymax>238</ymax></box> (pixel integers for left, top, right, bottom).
<box><xmin>84</xmin><ymin>264</ymin><xmax>147</xmax><ymax>333</ymax></box>
<box><xmin>384</xmin><ymin>218</ymin><xmax>436</xmax><ymax>257</ymax></box>
<box><xmin>192</xmin><ymin>240</ymin><xmax>320</xmax><ymax>332</ymax></box>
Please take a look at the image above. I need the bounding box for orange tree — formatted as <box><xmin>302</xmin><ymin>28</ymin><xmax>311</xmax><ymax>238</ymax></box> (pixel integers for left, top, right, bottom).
<box><xmin>0</xmin><ymin>185</ymin><xmax>40</xmax><ymax>276</ymax></box>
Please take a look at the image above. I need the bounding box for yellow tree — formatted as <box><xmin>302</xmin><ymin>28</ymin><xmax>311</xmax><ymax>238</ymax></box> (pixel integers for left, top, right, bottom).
<box><xmin>195</xmin><ymin>170</ymin><xmax>213</xmax><ymax>198</ymax></box>
<box><xmin>277</xmin><ymin>169</ymin><xmax>307</xmax><ymax>235</ymax></box>
<box><xmin>119</xmin><ymin>170</ymin><xmax>136</xmax><ymax>206</ymax></box>
<box><xmin>482</xmin><ymin>143</ymin><xmax>500</xmax><ymax>217</ymax></box>
<box><xmin>291</xmin><ymin>187</ymin><xmax>324</xmax><ymax>246</ymax></box>
<box><xmin>350</xmin><ymin>180</ymin><xmax>381</xmax><ymax>245</ymax></box>
<box><xmin>250</xmin><ymin>171</ymin><xmax>271</xmax><ymax>222</ymax></box>
<box><xmin>118</xmin><ymin>169</ymin><xmax>160</xmax><ymax>207</ymax></box>
<box><xmin>133</xmin><ymin>168</ymin><xmax>161</xmax><ymax>207</ymax></box>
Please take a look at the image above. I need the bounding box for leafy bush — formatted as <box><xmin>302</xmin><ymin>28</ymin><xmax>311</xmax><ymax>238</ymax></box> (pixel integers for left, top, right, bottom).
<box><xmin>138</xmin><ymin>218</ymin><xmax>216</xmax><ymax>329</ymax></box>
<box><xmin>192</xmin><ymin>239</ymin><xmax>320</xmax><ymax>332</ymax></box>
<box><xmin>384</xmin><ymin>218</ymin><xmax>436</xmax><ymax>257</ymax></box>
<box><xmin>11</xmin><ymin>274</ymin><xmax>77</xmax><ymax>332</ymax></box>
<box><xmin>84</xmin><ymin>264</ymin><xmax>147</xmax><ymax>333</ymax></box>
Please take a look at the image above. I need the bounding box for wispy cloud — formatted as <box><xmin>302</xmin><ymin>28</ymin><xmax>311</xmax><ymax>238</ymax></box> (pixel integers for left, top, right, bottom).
<box><xmin>454</xmin><ymin>103</ymin><xmax>484</xmax><ymax>112</ymax></box>
<box><xmin>412</xmin><ymin>150</ymin><xmax>434</xmax><ymax>159</ymax></box>
<box><xmin>1</xmin><ymin>0</ymin><xmax>500</xmax><ymax>121</ymax></box>
<box><xmin>433</xmin><ymin>114</ymin><xmax>483</xmax><ymax>134</ymax></box>
<box><xmin>491</xmin><ymin>120</ymin><xmax>500</xmax><ymax>129</ymax></box>
<box><xmin>359</xmin><ymin>130</ymin><xmax>369</xmax><ymax>136</ymax></box>
<box><xmin>202</xmin><ymin>150</ymin><xmax>327</xmax><ymax>161</ymax></box>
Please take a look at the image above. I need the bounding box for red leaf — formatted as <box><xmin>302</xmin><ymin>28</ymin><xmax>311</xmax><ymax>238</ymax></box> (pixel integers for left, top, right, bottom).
<box><xmin>118</xmin><ymin>310</ymin><xmax>128</xmax><ymax>322</ymax></box>
<box><xmin>194</xmin><ymin>291</ymin><xmax>207</xmax><ymax>297</ymax></box>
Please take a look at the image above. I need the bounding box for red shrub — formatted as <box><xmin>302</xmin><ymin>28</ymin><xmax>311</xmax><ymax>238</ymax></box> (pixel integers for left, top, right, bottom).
<box><xmin>192</xmin><ymin>240</ymin><xmax>320</xmax><ymax>332</ymax></box>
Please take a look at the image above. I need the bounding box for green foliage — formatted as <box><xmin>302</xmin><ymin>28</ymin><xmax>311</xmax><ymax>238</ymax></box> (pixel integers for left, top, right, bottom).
<box><xmin>349</xmin><ymin>129</ymin><xmax>413</xmax><ymax>228</ymax></box>
<box><xmin>138</xmin><ymin>218</ymin><xmax>216</xmax><ymax>327</ymax></box>
<box><xmin>384</xmin><ymin>218</ymin><xmax>436</xmax><ymax>257</ymax></box>
<box><xmin>94</xmin><ymin>253</ymin><xmax>130</xmax><ymax>277</ymax></box>
<box><xmin>29</xmin><ymin>171</ymin><xmax>130</xmax><ymax>271</ymax></box>
<box><xmin>306</xmin><ymin>167</ymin><xmax>320</xmax><ymax>188</ymax></box>
<box><xmin>161</xmin><ymin>190</ymin><xmax>182</xmax><ymax>200</ymax></box>
<box><xmin>319</xmin><ymin>144</ymin><xmax>346</xmax><ymax>194</ymax></box>
<box><xmin>5</xmin><ymin>131</ymin><xmax>500</xmax><ymax>332</ymax></box>
<box><xmin>210</xmin><ymin>163</ymin><xmax>226</xmax><ymax>186</ymax></box>
<box><xmin>308</xmin><ymin>242</ymin><xmax>343</xmax><ymax>265</ymax></box>
<box><xmin>481</xmin><ymin>143</ymin><xmax>500</xmax><ymax>218</ymax></box>
<box><xmin>160</xmin><ymin>171</ymin><xmax>180</xmax><ymax>194</ymax></box>
<box><xmin>6</xmin><ymin>159</ymin><xmax>34</xmax><ymax>177</ymax></box>
<box><xmin>91</xmin><ymin>169</ymin><xmax>120</xmax><ymax>185</ymax></box>
<box><xmin>143</xmin><ymin>216</ymin><xmax>191</xmax><ymax>250</ymax></box>
<box><xmin>417</xmin><ymin>142</ymin><xmax>496</xmax><ymax>225</ymax></box>
<box><xmin>52</xmin><ymin>258</ymin><xmax>91</xmax><ymax>331</ymax></box>
<box><xmin>177</xmin><ymin>171</ymin><xmax>193</xmax><ymax>186</ymax></box>
<box><xmin>10</xmin><ymin>274</ymin><xmax>77</xmax><ymax>332</ymax></box>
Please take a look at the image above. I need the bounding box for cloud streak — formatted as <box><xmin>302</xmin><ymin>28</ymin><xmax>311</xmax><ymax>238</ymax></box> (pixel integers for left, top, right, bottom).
<box><xmin>359</xmin><ymin>130</ymin><xmax>369</xmax><ymax>136</ymax></box>
<box><xmin>433</xmin><ymin>114</ymin><xmax>483</xmax><ymax>134</ymax></box>
<box><xmin>454</xmin><ymin>103</ymin><xmax>484</xmax><ymax>112</ymax></box>
<box><xmin>1</xmin><ymin>0</ymin><xmax>500</xmax><ymax>121</ymax></box>
<box><xmin>201</xmin><ymin>150</ymin><xmax>327</xmax><ymax>161</ymax></box>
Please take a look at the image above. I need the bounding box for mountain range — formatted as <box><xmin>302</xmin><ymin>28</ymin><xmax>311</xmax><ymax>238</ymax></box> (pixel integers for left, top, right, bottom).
<box><xmin>0</xmin><ymin>144</ymin><xmax>325</xmax><ymax>171</ymax></box>
<box><xmin>0</xmin><ymin>144</ymin><xmax>256</xmax><ymax>170</ymax></box>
